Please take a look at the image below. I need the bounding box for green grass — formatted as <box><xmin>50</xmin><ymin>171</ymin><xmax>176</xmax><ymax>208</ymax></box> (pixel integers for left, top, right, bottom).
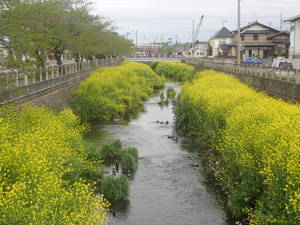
<box><xmin>101</xmin><ymin>175</ymin><xmax>129</xmax><ymax>201</ymax></box>
<box><xmin>100</xmin><ymin>139</ymin><xmax>122</xmax><ymax>165</ymax></box>
<box><xmin>120</xmin><ymin>150</ymin><xmax>137</xmax><ymax>171</ymax></box>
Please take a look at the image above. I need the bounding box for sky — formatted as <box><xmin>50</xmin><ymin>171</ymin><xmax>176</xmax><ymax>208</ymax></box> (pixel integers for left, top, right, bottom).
<box><xmin>92</xmin><ymin>0</ymin><xmax>300</xmax><ymax>44</ymax></box>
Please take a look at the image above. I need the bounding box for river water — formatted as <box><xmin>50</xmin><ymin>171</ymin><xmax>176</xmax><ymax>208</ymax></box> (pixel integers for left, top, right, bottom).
<box><xmin>87</xmin><ymin>83</ymin><xmax>230</xmax><ymax>225</ymax></box>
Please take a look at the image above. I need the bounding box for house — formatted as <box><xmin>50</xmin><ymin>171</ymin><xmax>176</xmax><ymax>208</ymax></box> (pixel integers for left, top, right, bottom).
<box><xmin>182</xmin><ymin>43</ymin><xmax>208</xmax><ymax>58</ymax></box>
<box><xmin>285</xmin><ymin>15</ymin><xmax>300</xmax><ymax>69</ymax></box>
<box><xmin>209</xmin><ymin>27</ymin><xmax>232</xmax><ymax>57</ymax></box>
<box><xmin>230</xmin><ymin>21</ymin><xmax>290</xmax><ymax>60</ymax></box>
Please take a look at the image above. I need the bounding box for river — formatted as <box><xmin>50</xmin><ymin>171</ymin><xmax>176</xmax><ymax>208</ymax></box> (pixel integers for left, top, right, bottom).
<box><xmin>87</xmin><ymin>83</ymin><xmax>230</xmax><ymax>225</ymax></box>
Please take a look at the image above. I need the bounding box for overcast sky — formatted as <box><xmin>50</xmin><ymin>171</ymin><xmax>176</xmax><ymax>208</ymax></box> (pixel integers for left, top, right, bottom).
<box><xmin>93</xmin><ymin>0</ymin><xmax>300</xmax><ymax>44</ymax></box>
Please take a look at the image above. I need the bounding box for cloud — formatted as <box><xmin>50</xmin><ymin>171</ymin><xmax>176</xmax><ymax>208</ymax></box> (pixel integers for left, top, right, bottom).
<box><xmin>92</xmin><ymin>0</ymin><xmax>300</xmax><ymax>42</ymax></box>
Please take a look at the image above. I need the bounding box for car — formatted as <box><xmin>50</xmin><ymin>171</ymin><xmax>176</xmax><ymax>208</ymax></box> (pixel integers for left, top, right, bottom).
<box><xmin>243</xmin><ymin>57</ymin><xmax>263</xmax><ymax>65</ymax></box>
<box><xmin>272</xmin><ymin>57</ymin><xmax>293</xmax><ymax>69</ymax></box>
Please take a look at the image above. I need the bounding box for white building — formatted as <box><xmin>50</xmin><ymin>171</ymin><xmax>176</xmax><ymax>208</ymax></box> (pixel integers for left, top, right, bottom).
<box><xmin>182</xmin><ymin>43</ymin><xmax>208</xmax><ymax>58</ymax></box>
<box><xmin>285</xmin><ymin>15</ymin><xmax>300</xmax><ymax>69</ymax></box>
<box><xmin>209</xmin><ymin>27</ymin><xmax>232</xmax><ymax>57</ymax></box>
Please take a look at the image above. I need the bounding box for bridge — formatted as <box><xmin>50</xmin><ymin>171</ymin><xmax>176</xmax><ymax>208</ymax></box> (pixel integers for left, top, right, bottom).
<box><xmin>124</xmin><ymin>57</ymin><xmax>183</xmax><ymax>63</ymax></box>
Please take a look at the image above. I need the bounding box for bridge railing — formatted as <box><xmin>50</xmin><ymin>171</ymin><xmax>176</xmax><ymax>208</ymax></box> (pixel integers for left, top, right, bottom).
<box><xmin>186</xmin><ymin>59</ymin><xmax>300</xmax><ymax>84</ymax></box>
<box><xmin>0</xmin><ymin>57</ymin><xmax>122</xmax><ymax>105</ymax></box>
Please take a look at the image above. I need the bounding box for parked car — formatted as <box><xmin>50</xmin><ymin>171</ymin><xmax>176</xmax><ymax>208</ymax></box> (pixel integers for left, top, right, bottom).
<box><xmin>272</xmin><ymin>57</ymin><xmax>293</xmax><ymax>69</ymax></box>
<box><xmin>243</xmin><ymin>57</ymin><xmax>263</xmax><ymax>65</ymax></box>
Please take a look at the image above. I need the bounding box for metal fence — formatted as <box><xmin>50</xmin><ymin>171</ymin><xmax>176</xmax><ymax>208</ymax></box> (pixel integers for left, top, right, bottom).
<box><xmin>197</xmin><ymin>60</ymin><xmax>300</xmax><ymax>84</ymax></box>
<box><xmin>0</xmin><ymin>57</ymin><xmax>121</xmax><ymax>105</ymax></box>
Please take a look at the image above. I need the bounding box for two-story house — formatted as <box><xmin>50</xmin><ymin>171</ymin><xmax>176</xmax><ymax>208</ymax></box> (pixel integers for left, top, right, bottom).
<box><xmin>230</xmin><ymin>21</ymin><xmax>290</xmax><ymax>60</ymax></box>
<box><xmin>285</xmin><ymin>15</ymin><xmax>300</xmax><ymax>69</ymax></box>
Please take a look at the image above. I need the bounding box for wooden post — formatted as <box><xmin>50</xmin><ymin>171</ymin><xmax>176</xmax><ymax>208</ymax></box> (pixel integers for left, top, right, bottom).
<box><xmin>16</xmin><ymin>71</ymin><xmax>19</xmax><ymax>87</ymax></box>
<box><xmin>51</xmin><ymin>67</ymin><xmax>54</xmax><ymax>79</ymax></box>
<box><xmin>5</xmin><ymin>72</ymin><xmax>8</xmax><ymax>90</ymax></box>
<box><xmin>40</xmin><ymin>68</ymin><xmax>43</xmax><ymax>82</ymax></box>
<box><xmin>24</xmin><ymin>74</ymin><xmax>28</xmax><ymax>86</ymax></box>
<box><xmin>296</xmin><ymin>69</ymin><xmax>300</xmax><ymax>84</ymax></box>
<box><xmin>45</xmin><ymin>68</ymin><xmax>49</xmax><ymax>80</ymax></box>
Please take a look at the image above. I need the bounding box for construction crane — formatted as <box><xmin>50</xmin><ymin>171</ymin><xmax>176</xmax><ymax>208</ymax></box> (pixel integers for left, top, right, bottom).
<box><xmin>192</xmin><ymin>15</ymin><xmax>204</xmax><ymax>46</ymax></box>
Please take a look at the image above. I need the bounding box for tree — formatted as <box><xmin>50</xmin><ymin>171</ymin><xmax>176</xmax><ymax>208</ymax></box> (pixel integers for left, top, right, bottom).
<box><xmin>0</xmin><ymin>0</ymin><xmax>132</xmax><ymax>70</ymax></box>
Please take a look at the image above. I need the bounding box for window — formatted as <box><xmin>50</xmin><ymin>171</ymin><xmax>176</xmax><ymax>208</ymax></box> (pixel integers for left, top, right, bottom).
<box><xmin>241</xmin><ymin>35</ymin><xmax>245</xmax><ymax>41</ymax></box>
<box><xmin>253</xmin><ymin>34</ymin><xmax>259</xmax><ymax>41</ymax></box>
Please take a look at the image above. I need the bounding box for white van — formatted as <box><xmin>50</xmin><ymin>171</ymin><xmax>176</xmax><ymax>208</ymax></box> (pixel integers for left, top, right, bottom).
<box><xmin>272</xmin><ymin>57</ymin><xmax>293</xmax><ymax>69</ymax></box>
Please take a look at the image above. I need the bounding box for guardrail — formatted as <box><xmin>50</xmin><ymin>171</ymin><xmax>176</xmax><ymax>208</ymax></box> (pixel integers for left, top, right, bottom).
<box><xmin>185</xmin><ymin>58</ymin><xmax>300</xmax><ymax>102</ymax></box>
<box><xmin>194</xmin><ymin>60</ymin><xmax>300</xmax><ymax>84</ymax></box>
<box><xmin>0</xmin><ymin>57</ymin><xmax>122</xmax><ymax>105</ymax></box>
<box><xmin>124</xmin><ymin>57</ymin><xmax>183</xmax><ymax>62</ymax></box>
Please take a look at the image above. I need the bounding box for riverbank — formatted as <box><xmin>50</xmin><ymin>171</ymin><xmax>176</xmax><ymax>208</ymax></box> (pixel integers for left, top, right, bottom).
<box><xmin>175</xmin><ymin>70</ymin><xmax>300</xmax><ymax>225</ymax></box>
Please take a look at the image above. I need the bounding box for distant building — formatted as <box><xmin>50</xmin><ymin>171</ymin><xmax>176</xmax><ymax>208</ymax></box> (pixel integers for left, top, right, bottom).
<box><xmin>182</xmin><ymin>43</ymin><xmax>208</xmax><ymax>58</ymax></box>
<box><xmin>285</xmin><ymin>15</ymin><xmax>300</xmax><ymax>69</ymax></box>
<box><xmin>209</xmin><ymin>27</ymin><xmax>232</xmax><ymax>57</ymax></box>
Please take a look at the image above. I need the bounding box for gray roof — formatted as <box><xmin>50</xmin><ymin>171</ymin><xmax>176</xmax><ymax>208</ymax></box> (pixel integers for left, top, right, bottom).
<box><xmin>241</xmin><ymin>30</ymin><xmax>272</xmax><ymax>34</ymax></box>
<box><xmin>210</xmin><ymin>27</ymin><xmax>232</xmax><ymax>40</ymax></box>
<box><xmin>220</xmin><ymin>44</ymin><xmax>230</xmax><ymax>50</ymax></box>
<box><xmin>268</xmin><ymin>31</ymin><xmax>289</xmax><ymax>39</ymax></box>
<box><xmin>243</xmin><ymin>42</ymin><xmax>277</xmax><ymax>47</ymax></box>
<box><xmin>233</xmin><ymin>21</ymin><xmax>279</xmax><ymax>33</ymax></box>
<box><xmin>285</xmin><ymin>14</ymin><xmax>300</xmax><ymax>22</ymax></box>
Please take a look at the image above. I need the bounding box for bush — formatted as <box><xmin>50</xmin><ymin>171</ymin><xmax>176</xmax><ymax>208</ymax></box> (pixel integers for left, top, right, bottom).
<box><xmin>149</xmin><ymin>61</ymin><xmax>159</xmax><ymax>70</ymax></box>
<box><xmin>71</xmin><ymin>61</ymin><xmax>165</xmax><ymax>122</ymax></box>
<box><xmin>175</xmin><ymin>70</ymin><xmax>300</xmax><ymax>225</ymax></box>
<box><xmin>153</xmin><ymin>61</ymin><xmax>196</xmax><ymax>81</ymax></box>
<box><xmin>0</xmin><ymin>106</ymin><xmax>109</xmax><ymax>224</ymax></box>
<box><xmin>167</xmin><ymin>87</ymin><xmax>176</xmax><ymax>99</ymax></box>
<box><xmin>126</xmin><ymin>147</ymin><xmax>139</xmax><ymax>162</ymax></box>
<box><xmin>100</xmin><ymin>139</ymin><xmax>122</xmax><ymax>165</ymax></box>
<box><xmin>101</xmin><ymin>175</ymin><xmax>129</xmax><ymax>201</ymax></box>
<box><xmin>120</xmin><ymin>151</ymin><xmax>137</xmax><ymax>171</ymax></box>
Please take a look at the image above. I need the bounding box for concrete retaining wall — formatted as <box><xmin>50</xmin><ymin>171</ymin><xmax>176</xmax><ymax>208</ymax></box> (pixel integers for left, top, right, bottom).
<box><xmin>188</xmin><ymin>60</ymin><xmax>300</xmax><ymax>103</ymax></box>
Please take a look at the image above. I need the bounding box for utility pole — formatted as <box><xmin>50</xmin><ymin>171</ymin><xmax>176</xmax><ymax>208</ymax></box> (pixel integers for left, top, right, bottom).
<box><xmin>280</xmin><ymin>12</ymin><xmax>283</xmax><ymax>31</ymax></box>
<box><xmin>135</xmin><ymin>29</ymin><xmax>138</xmax><ymax>48</ymax></box>
<box><xmin>237</xmin><ymin>0</ymin><xmax>241</xmax><ymax>65</ymax></box>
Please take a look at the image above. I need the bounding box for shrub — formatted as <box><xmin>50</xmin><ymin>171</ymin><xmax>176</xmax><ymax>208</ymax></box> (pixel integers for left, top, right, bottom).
<box><xmin>71</xmin><ymin>61</ymin><xmax>165</xmax><ymax>122</ymax></box>
<box><xmin>101</xmin><ymin>175</ymin><xmax>129</xmax><ymax>201</ymax></box>
<box><xmin>153</xmin><ymin>61</ymin><xmax>196</xmax><ymax>81</ymax></box>
<box><xmin>120</xmin><ymin>151</ymin><xmax>137</xmax><ymax>171</ymax></box>
<box><xmin>167</xmin><ymin>87</ymin><xmax>176</xmax><ymax>99</ymax></box>
<box><xmin>0</xmin><ymin>106</ymin><xmax>109</xmax><ymax>224</ymax></box>
<box><xmin>149</xmin><ymin>61</ymin><xmax>159</xmax><ymax>70</ymax></box>
<box><xmin>126</xmin><ymin>147</ymin><xmax>139</xmax><ymax>162</ymax></box>
<box><xmin>175</xmin><ymin>70</ymin><xmax>300</xmax><ymax>224</ymax></box>
<box><xmin>100</xmin><ymin>139</ymin><xmax>122</xmax><ymax>165</ymax></box>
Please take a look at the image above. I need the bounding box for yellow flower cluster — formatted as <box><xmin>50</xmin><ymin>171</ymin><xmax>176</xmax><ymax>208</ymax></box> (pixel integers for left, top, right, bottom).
<box><xmin>176</xmin><ymin>70</ymin><xmax>300</xmax><ymax>224</ymax></box>
<box><xmin>0</xmin><ymin>106</ymin><xmax>109</xmax><ymax>224</ymax></box>
<box><xmin>72</xmin><ymin>61</ymin><xmax>165</xmax><ymax>121</ymax></box>
<box><xmin>152</xmin><ymin>61</ymin><xmax>196</xmax><ymax>81</ymax></box>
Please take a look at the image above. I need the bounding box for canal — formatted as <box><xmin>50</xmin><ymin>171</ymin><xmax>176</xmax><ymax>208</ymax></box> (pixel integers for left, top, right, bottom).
<box><xmin>87</xmin><ymin>83</ymin><xmax>229</xmax><ymax>225</ymax></box>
